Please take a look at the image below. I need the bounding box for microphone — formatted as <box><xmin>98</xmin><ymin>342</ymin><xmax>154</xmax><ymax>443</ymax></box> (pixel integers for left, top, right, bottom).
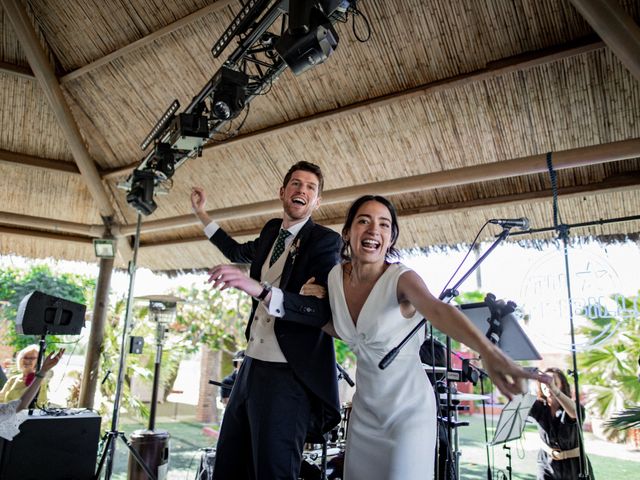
<box><xmin>489</xmin><ymin>217</ymin><xmax>530</xmax><ymax>230</ymax></box>
<box><xmin>379</xmin><ymin>347</ymin><xmax>400</xmax><ymax>370</ymax></box>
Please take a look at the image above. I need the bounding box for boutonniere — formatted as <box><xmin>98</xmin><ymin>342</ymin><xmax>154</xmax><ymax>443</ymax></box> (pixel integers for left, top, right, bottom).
<box><xmin>290</xmin><ymin>238</ymin><xmax>301</xmax><ymax>263</ymax></box>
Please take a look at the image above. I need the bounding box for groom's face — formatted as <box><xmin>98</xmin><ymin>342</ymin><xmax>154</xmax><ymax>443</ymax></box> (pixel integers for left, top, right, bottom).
<box><xmin>279</xmin><ymin>170</ymin><xmax>321</xmax><ymax>222</ymax></box>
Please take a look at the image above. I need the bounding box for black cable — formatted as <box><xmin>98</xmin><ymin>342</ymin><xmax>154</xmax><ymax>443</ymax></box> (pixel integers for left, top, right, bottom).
<box><xmin>546</xmin><ymin>152</ymin><xmax>560</xmax><ymax>228</ymax></box>
<box><xmin>349</xmin><ymin>1</ymin><xmax>372</xmax><ymax>42</ymax></box>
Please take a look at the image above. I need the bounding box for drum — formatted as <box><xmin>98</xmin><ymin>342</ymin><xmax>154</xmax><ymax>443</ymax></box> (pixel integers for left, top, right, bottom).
<box><xmin>299</xmin><ymin>448</ymin><xmax>344</xmax><ymax>480</ymax></box>
<box><xmin>338</xmin><ymin>402</ymin><xmax>352</xmax><ymax>443</ymax></box>
<box><xmin>326</xmin><ymin>450</ymin><xmax>345</xmax><ymax>480</ymax></box>
<box><xmin>299</xmin><ymin>457</ymin><xmax>322</xmax><ymax>480</ymax></box>
<box><xmin>196</xmin><ymin>447</ymin><xmax>216</xmax><ymax>480</ymax></box>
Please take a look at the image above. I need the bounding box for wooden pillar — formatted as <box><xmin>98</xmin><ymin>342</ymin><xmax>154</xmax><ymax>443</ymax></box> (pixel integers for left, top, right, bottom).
<box><xmin>79</xmin><ymin>255</ymin><xmax>114</xmax><ymax>408</ymax></box>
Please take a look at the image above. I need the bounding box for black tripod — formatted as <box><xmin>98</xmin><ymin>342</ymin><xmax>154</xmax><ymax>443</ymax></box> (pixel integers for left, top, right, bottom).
<box><xmin>93</xmin><ymin>213</ymin><xmax>157</xmax><ymax>480</ymax></box>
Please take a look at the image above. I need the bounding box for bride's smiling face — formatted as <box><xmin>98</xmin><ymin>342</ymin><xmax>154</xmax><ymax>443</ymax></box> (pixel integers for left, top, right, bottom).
<box><xmin>346</xmin><ymin>200</ymin><xmax>394</xmax><ymax>264</ymax></box>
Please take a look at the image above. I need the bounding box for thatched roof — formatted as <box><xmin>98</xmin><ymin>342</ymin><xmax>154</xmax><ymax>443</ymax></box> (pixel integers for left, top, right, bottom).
<box><xmin>1</xmin><ymin>0</ymin><xmax>639</xmax><ymax>271</ymax></box>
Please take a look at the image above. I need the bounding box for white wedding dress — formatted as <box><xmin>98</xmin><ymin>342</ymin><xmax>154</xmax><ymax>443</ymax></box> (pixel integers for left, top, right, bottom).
<box><xmin>329</xmin><ymin>262</ymin><xmax>436</xmax><ymax>480</ymax></box>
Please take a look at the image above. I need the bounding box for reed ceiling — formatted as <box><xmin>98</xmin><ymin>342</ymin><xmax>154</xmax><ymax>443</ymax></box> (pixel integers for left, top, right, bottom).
<box><xmin>0</xmin><ymin>0</ymin><xmax>639</xmax><ymax>271</ymax></box>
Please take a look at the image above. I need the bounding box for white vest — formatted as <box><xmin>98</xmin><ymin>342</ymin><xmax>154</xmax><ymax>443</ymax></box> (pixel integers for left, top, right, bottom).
<box><xmin>245</xmin><ymin>238</ymin><xmax>296</xmax><ymax>362</ymax></box>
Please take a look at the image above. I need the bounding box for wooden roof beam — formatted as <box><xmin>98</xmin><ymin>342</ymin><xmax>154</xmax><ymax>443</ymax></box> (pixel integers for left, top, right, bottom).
<box><xmin>59</xmin><ymin>0</ymin><xmax>236</xmax><ymax>83</ymax></box>
<box><xmin>0</xmin><ymin>225</ymin><xmax>92</xmax><ymax>245</ymax></box>
<box><xmin>570</xmin><ymin>0</ymin><xmax>640</xmax><ymax>81</ymax></box>
<box><xmin>120</xmin><ymin>137</ymin><xmax>640</xmax><ymax>236</ymax></box>
<box><xmin>102</xmin><ymin>36</ymin><xmax>605</xmax><ymax>180</ymax></box>
<box><xmin>0</xmin><ymin>211</ymin><xmax>103</xmax><ymax>237</ymax></box>
<box><xmin>0</xmin><ymin>148</ymin><xmax>80</xmax><ymax>174</ymax></box>
<box><xmin>0</xmin><ymin>60</ymin><xmax>34</xmax><ymax>80</ymax></box>
<box><xmin>3</xmin><ymin>0</ymin><xmax>116</xmax><ymax>219</ymax></box>
<box><xmin>139</xmin><ymin>171</ymin><xmax>640</xmax><ymax>249</ymax></box>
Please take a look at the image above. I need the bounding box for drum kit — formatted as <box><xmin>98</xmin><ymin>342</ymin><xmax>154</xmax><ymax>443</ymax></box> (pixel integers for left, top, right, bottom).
<box><xmin>299</xmin><ymin>402</ymin><xmax>351</xmax><ymax>480</ymax></box>
<box><xmin>194</xmin><ymin>403</ymin><xmax>351</xmax><ymax>480</ymax></box>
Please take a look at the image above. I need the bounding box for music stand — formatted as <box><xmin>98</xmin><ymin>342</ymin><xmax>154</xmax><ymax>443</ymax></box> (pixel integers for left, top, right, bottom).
<box><xmin>458</xmin><ymin>301</ymin><xmax>542</xmax><ymax>361</ymax></box>
<box><xmin>15</xmin><ymin>291</ymin><xmax>86</xmax><ymax>411</ymax></box>
<box><xmin>490</xmin><ymin>393</ymin><xmax>536</xmax><ymax>445</ymax></box>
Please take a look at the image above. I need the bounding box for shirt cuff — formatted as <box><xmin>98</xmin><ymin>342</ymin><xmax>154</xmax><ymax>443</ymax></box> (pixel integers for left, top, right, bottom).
<box><xmin>203</xmin><ymin>221</ymin><xmax>220</xmax><ymax>239</ymax></box>
<box><xmin>267</xmin><ymin>288</ymin><xmax>285</xmax><ymax>317</ymax></box>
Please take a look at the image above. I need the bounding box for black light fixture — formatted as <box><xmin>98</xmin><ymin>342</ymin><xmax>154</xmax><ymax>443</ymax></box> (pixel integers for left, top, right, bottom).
<box><xmin>275</xmin><ymin>2</ymin><xmax>339</xmax><ymax>75</ymax></box>
<box><xmin>211</xmin><ymin>66</ymin><xmax>249</xmax><ymax>120</ymax></box>
<box><xmin>126</xmin><ymin>169</ymin><xmax>157</xmax><ymax>216</ymax></box>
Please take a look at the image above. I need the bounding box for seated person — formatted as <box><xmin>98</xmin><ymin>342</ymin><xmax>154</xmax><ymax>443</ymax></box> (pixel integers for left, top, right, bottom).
<box><xmin>0</xmin><ymin>349</ymin><xmax>64</xmax><ymax>441</ymax></box>
<box><xmin>220</xmin><ymin>350</ymin><xmax>245</xmax><ymax>407</ymax></box>
<box><xmin>0</xmin><ymin>345</ymin><xmax>49</xmax><ymax>405</ymax></box>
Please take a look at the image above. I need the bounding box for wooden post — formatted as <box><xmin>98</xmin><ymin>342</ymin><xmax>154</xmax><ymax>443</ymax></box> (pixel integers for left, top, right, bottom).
<box><xmin>79</xmin><ymin>255</ymin><xmax>114</xmax><ymax>408</ymax></box>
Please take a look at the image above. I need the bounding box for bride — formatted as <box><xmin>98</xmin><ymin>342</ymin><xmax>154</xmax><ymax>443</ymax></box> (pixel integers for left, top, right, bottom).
<box><xmin>299</xmin><ymin>195</ymin><xmax>548</xmax><ymax>479</ymax></box>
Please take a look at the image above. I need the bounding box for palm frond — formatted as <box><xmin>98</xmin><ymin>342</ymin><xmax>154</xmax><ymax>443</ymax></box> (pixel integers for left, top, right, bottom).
<box><xmin>605</xmin><ymin>407</ymin><xmax>640</xmax><ymax>431</ymax></box>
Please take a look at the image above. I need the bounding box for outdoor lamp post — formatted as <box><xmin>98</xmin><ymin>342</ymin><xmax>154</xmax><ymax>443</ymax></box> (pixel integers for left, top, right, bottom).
<box><xmin>128</xmin><ymin>295</ymin><xmax>181</xmax><ymax>480</ymax></box>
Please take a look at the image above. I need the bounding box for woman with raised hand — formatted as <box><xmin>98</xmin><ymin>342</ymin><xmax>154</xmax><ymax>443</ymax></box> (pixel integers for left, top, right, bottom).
<box><xmin>530</xmin><ymin>367</ymin><xmax>595</xmax><ymax>479</ymax></box>
<box><xmin>0</xmin><ymin>349</ymin><xmax>64</xmax><ymax>441</ymax></box>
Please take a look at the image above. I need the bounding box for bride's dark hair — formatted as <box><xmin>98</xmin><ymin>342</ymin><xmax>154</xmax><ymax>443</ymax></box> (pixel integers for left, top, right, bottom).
<box><xmin>340</xmin><ymin>195</ymin><xmax>400</xmax><ymax>262</ymax></box>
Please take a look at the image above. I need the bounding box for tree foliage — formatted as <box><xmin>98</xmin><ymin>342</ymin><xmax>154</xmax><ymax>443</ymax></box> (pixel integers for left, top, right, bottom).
<box><xmin>577</xmin><ymin>292</ymin><xmax>640</xmax><ymax>423</ymax></box>
<box><xmin>174</xmin><ymin>284</ymin><xmax>251</xmax><ymax>356</ymax></box>
<box><xmin>0</xmin><ymin>264</ymin><xmax>94</xmax><ymax>351</ymax></box>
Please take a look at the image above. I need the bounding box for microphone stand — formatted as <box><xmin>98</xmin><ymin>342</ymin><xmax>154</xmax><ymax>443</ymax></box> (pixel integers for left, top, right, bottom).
<box><xmin>378</xmin><ymin>226</ymin><xmax>513</xmax><ymax>479</ymax></box>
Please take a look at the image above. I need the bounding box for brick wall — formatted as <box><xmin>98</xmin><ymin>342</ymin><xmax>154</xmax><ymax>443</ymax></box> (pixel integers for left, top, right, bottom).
<box><xmin>196</xmin><ymin>346</ymin><xmax>221</xmax><ymax>424</ymax></box>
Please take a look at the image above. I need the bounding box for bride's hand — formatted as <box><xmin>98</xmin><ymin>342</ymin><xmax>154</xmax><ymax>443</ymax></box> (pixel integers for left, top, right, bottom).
<box><xmin>300</xmin><ymin>277</ymin><xmax>326</xmax><ymax>298</ymax></box>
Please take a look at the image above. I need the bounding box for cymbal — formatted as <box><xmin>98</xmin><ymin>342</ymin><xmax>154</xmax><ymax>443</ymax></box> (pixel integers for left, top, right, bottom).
<box><xmin>422</xmin><ymin>363</ymin><xmax>447</xmax><ymax>372</ymax></box>
<box><xmin>439</xmin><ymin>393</ymin><xmax>490</xmax><ymax>401</ymax></box>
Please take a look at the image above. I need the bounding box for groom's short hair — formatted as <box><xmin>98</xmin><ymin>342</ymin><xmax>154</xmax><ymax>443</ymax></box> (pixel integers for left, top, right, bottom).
<box><xmin>282</xmin><ymin>161</ymin><xmax>324</xmax><ymax>194</ymax></box>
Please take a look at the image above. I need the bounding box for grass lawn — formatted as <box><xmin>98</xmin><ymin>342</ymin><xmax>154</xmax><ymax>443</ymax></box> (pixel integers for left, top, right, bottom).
<box><xmin>103</xmin><ymin>412</ymin><xmax>639</xmax><ymax>479</ymax></box>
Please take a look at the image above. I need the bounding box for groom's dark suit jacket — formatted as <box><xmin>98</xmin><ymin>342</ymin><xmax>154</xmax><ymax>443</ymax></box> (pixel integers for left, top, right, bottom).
<box><xmin>210</xmin><ymin>217</ymin><xmax>342</xmax><ymax>437</ymax></box>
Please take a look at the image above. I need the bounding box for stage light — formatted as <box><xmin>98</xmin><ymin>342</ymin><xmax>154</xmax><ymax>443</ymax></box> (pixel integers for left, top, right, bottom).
<box><xmin>210</xmin><ymin>67</ymin><xmax>249</xmax><ymax>120</ymax></box>
<box><xmin>140</xmin><ymin>100</ymin><xmax>180</xmax><ymax>151</ymax></box>
<box><xmin>93</xmin><ymin>239</ymin><xmax>116</xmax><ymax>258</ymax></box>
<box><xmin>126</xmin><ymin>169</ymin><xmax>157</xmax><ymax>216</ymax></box>
<box><xmin>275</xmin><ymin>6</ymin><xmax>339</xmax><ymax>75</ymax></box>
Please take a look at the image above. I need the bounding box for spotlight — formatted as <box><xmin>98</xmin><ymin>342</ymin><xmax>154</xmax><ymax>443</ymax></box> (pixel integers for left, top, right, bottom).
<box><xmin>93</xmin><ymin>238</ymin><xmax>117</xmax><ymax>259</ymax></box>
<box><xmin>153</xmin><ymin>143</ymin><xmax>175</xmax><ymax>179</ymax></box>
<box><xmin>275</xmin><ymin>6</ymin><xmax>339</xmax><ymax>75</ymax></box>
<box><xmin>210</xmin><ymin>67</ymin><xmax>249</xmax><ymax>120</ymax></box>
<box><xmin>126</xmin><ymin>169</ymin><xmax>157</xmax><ymax>216</ymax></box>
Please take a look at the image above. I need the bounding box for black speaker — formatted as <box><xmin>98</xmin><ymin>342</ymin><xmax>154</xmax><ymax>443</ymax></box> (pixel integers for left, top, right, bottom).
<box><xmin>15</xmin><ymin>291</ymin><xmax>86</xmax><ymax>335</ymax></box>
<box><xmin>0</xmin><ymin>411</ymin><xmax>101</xmax><ymax>480</ymax></box>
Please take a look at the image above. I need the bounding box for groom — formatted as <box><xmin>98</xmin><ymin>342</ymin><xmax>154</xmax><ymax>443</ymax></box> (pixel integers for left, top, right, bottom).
<box><xmin>191</xmin><ymin>161</ymin><xmax>341</xmax><ymax>480</ymax></box>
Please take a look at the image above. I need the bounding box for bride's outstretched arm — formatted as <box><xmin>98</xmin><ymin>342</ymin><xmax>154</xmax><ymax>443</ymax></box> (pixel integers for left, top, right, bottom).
<box><xmin>397</xmin><ymin>270</ymin><xmax>550</xmax><ymax>399</ymax></box>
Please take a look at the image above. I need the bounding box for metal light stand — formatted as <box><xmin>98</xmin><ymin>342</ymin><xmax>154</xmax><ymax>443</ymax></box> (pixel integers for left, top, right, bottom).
<box><xmin>94</xmin><ymin>213</ymin><xmax>157</xmax><ymax>480</ymax></box>
<box><xmin>379</xmin><ymin>227</ymin><xmax>513</xmax><ymax>480</ymax></box>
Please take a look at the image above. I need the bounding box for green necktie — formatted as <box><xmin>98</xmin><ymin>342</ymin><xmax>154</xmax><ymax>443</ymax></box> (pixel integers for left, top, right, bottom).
<box><xmin>269</xmin><ymin>229</ymin><xmax>292</xmax><ymax>266</ymax></box>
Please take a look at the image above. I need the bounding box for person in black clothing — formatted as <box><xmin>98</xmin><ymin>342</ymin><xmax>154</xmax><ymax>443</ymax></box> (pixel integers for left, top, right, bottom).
<box><xmin>220</xmin><ymin>350</ymin><xmax>244</xmax><ymax>406</ymax></box>
<box><xmin>191</xmin><ymin>161</ymin><xmax>341</xmax><ymax>480</ymax></box>
<box><xmin>529</xmin><ymin>367</ymin><xmax>595</xmax><ymax>479</ymax></box>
